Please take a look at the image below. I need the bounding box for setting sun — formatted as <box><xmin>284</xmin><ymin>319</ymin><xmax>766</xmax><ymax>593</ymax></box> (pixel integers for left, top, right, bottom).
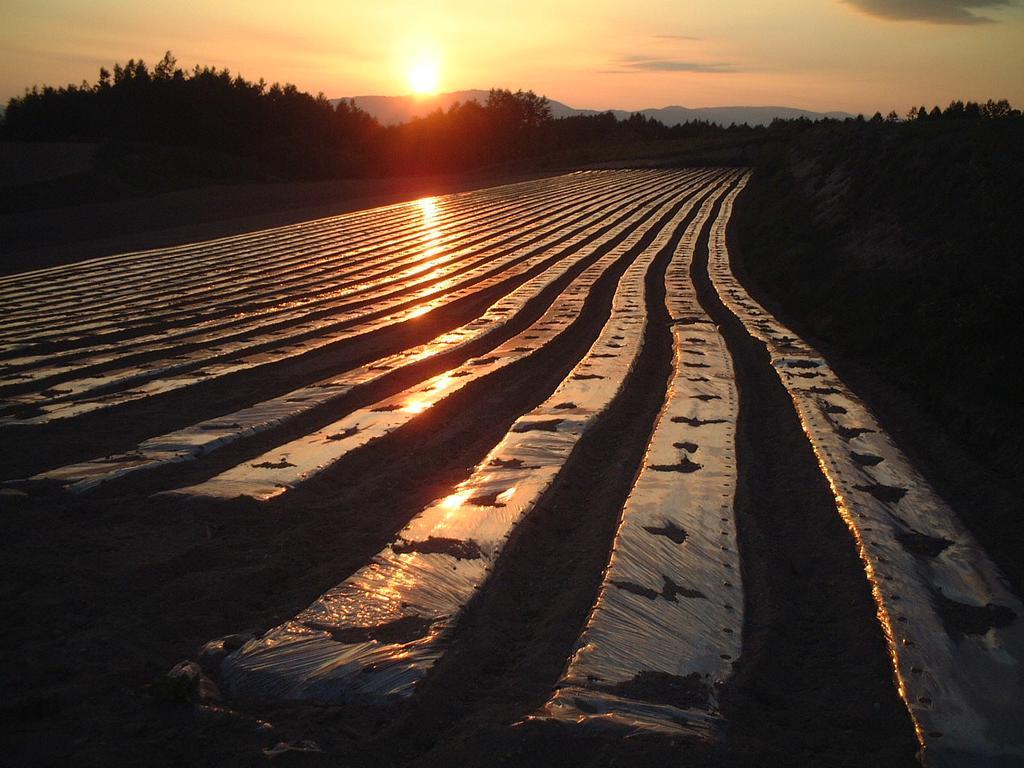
<box><xmin>407</xmin><ymin>57</ymin><xmax>440</xmax><ymax>95</ymax></box>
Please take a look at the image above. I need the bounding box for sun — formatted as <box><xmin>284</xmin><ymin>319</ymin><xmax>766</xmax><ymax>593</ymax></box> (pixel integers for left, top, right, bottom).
<box><xmin>407</xmin><ymin>57</ymin><xmax>440</xmax><ymax>96</ymax></box>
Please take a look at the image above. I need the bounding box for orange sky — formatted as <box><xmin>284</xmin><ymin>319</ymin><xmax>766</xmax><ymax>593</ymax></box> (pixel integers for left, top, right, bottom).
<box><xmin>2</xmin><ymin>0</ymin><xmax>1022</xmax><ymax>114</ymax></box>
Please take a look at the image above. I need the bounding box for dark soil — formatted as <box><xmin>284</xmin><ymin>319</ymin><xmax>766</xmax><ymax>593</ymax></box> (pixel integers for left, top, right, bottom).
<box><xmin>0</xmin><ymin>175</ymin><xmax>930</xmax><ymax>767</ymax></box>
<box><xmin>690</xmin><ymin>189</ymin><xmax>920</xmax><ymax>767</ymax></box>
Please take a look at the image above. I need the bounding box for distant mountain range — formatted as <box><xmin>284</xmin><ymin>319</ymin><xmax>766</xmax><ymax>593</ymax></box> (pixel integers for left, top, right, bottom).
<box><xmin>334</xmin><ymin>90</ymin><xmax>852</xmax><ymax>127</ymax></box>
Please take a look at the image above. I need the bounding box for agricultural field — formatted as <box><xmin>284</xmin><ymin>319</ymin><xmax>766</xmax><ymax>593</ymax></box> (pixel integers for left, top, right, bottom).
<box><xmin>1</xmin><ymin>170</ymin><xmax>1020</xmax><ymax>767</ymax></box>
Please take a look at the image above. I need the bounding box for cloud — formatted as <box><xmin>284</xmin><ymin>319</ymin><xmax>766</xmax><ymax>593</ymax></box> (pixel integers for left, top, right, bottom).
<box><xmin>608</xmin><ymin>55</ymin><xmax>737</xmax><ymax>74</ymax></box>
<box><xmin>841</xmin><ymin>0</ymin><xmax>1014</xmax><ymax>24</ymax></box>
<box><xmin>652</xmin><ymin>34</ymin><xmax>704</xmax><ymax>41</ymax></box>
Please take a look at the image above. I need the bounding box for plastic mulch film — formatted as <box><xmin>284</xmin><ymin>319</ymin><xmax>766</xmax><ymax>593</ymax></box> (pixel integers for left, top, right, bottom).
<box><xmin>535</xmin><ymin>176</ymin><xmax>741</xmax><ymax>737</ymax></box>
<box><xmin>709</xmin><ymin>173</ymin><xmax>1024</xmax><ymax>767</ymax></box>
<box><xmin>218</xmin><ymin>178</ymin><xmax>728</xmax><ymax>704</ymax></box>
<box><xmin>0</xmin><ymin>171</ymin><xmax>614</xmax><ymax>351</ymax></box>
<box><xmin>1</xmin><ymin>170</ymin><xmax>663</xmax><ymax>424</ymax></box>
<box><xmin>164</xmin><ymin>172</ymin><xmax>723</xmax><ymax>501</ymax></box>
<box><xmin>30</xmin><ymin>171</ymin><xmax>710</xmax><ymax>493</ymax></box>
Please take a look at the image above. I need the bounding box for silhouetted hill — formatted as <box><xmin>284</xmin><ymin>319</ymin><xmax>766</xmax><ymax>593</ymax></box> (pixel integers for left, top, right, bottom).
<box><xmin>337</xmin><ymin>91</ymin><xmax>851</xmax><ymax>126</ymax></box>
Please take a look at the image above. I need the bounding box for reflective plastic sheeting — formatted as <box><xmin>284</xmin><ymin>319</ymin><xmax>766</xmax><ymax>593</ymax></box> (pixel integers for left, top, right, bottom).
<box><xmin>31</xmin><ymin>172</ymin><xmax>704</xmax><ymax>494</ymax></box>
<box><xmin>708</xmin><ymin>173</ymin><xmax>1024</xmax><ymax>766</ymax></box>
<box><xmin>220</xmin><ymin>185</ymin><xmax>711</xmax><ymax>703</ymax></box>
<box><xmin>1</xmin><ymin>171</ymin><xmax>630</xmax><ymax>375</ymax></box>
<box><xmin>0</xmin><ymin>174</ymin><xmax>590</xmax><ymax>345</ymax></box>
<box><xmin>539</xmin><ymin>176</ymin><xmax>742</xmax><ymax>737</ymax></box>
<box><xmin>1</xmin><ymin>172</ymin><xmax>695</xmax><ymax>425</ymax></box>
<box><xmin>166</xmin><ymin>174</ymin><xmax>719</xmax><ymax>501</ymax></box>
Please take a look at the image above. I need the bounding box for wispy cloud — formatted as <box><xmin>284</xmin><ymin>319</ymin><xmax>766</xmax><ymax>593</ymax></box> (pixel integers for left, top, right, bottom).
<box><xmin>841</xmin><ymin>0</ymin><xmax>1014</xmax><ymax>24</ymax></box>
<box><xmin>606</xmin><ymin>55</ymin><xmax>737</xmax><ymax>74</ymax></box>
<box><xmin>652</xmin><ymin>34</ymin><xmax>704</xmax><ymax>41</ymax></box>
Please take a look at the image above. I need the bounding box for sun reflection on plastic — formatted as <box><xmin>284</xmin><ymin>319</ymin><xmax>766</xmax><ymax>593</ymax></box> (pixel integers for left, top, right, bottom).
<box><xmin>402</xmin><ymin>399</ymin><xmax>431</xmax><ymax>415</ymax></box>
<box><xmin>496</xmin><ymin>486</ymin><xmax>517</xmax><ymax>504</ymax></box>
<box><xmin>440</xmin><ymin>490</ymin><xmax>471</xmax><ymax>510</ymax></box>
<box><xmin>417</xmin><ymin>197</ymin><xmax>439</xmax><ymax>226</ymax></box>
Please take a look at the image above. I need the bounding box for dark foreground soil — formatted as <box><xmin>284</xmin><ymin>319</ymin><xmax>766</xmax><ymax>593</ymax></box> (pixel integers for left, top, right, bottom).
<box><xmin>1</xmin><ymin>179</ymin><xmax>931</xmax><ymax>767</ymax></box>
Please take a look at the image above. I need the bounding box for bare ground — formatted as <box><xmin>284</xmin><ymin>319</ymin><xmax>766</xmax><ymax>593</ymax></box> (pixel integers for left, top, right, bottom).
<box><xmin>0</xmin><ymin>179</ymin><xmax>949</xmax><ymax>767</ymax></box>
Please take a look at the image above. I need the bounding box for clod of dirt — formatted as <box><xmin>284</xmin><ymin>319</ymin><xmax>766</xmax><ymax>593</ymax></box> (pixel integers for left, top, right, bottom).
<box><xmin>612</xmin><ymin>575</ymin><xmax>705</xmax><ymax>602</ymax></box>
<box><xmin>895</xmin><ymin>530</ymin><xmax>953</xmax><ymax>558</ymax></box>
<box><xmin>650</xmin><ymin>455</ymin><xmax>703</xmax><ymax>473</ymax></box>
<box><xmin>661</xmin><ymin>576</ymin><xmax>707</xmax><ymax>601</ymax></box>
<box><xmin>673</xmin><ymin>441</ymin><xmax>699</xmax><ymax>453</ymax></box>
<box><xmin>392</xmin><ymin>536</ymin><xmax>484</xmax><ymax>560</ymax></box>
<box><xmin>606</xmin><ymin>670</ymin><xmax>710</xmax><ymax>710</ymax></box>
<box><xmin>672</xmin><ymin>416</ymin><xmax>727</xmax><ymax>427</ymax></box>
<box><xmin>163</xmin><ymin>660</ymin><xmax>221</xmax><ymax>704</ymax></box>
<box><xmin>572</xmin><ymin>373</ymin><xmax>605</xmax><ymax>380</ymax></box>
<box><xmin>643</xmin><ymin>520</ymin><xmax>689</xmax><ymax>544</ymax></box>
<box><xmin>488</xmin><ymin>457</ymin><xmax>539</xmax><ymax>470</ymax></box>
<box><xmin>808</xmin><ymin>386</ymin><xmax>841</xmax><ymax>395</ymax></box>
<box><xmin>371</xmin><ymin>403</ymin><xmax>403</xmax><ymax>412</ymax></box>
<box><xmin>854</xmin><ymin>483</ymin><xmax>908</xmax><ymax>504</ymax></box>
<box><xmin>326</xmin><ymin>426</ymin><xmax>361</xmax><ymax>441</ymax></box>
<box><xmin>851</xmin><ymin>452</ymin><xmax>884</xmax><ymax>466</ymax></box>
<box><xmin>250</xmin><ymin>459</ymin><xmax>295</xmax><ymax>469</ymax></box>
<box><xmin>553</xmin><ymin>402</ymin><xmax>577</xmax><ymax>410</ymax></box>
<box><xmin>611</xmin><ymin>580</ymin><xmax>661</xmax><ymax>600</ymax></box>
<box><xmin>307</xmin><ymin>615</ymin><xmax>435</xmax><ymax>645</ymax></box>
<box><xmin>512</xmin><ymin>419</ymin><xmax>563</xmax><ymax>432</ymax></box>
<box><xmin>933</xmin><ymin>591</ymin><xmax>1016</xmax><ymax>638</ymax></box>
<box><xmin>691</xmin><ymin>394</ymin><xmax>721</xmax><ymax>402</ymax></box>
<box><xmin>198</xmin><ymin>633</ymin><xmax>252</xmax><ymax>673</ymax></box>
<box><xmin>468</xmin><ymin>491</ymin><xmax>507</xmax><ymax>507</ymax></box>
<box><xmin>836</xmin><ymin>425</ymin><xmax>875</xmax><ymax>440</ymax></box>
<box><xmin>785</xmin><ymin>360</ymin><xmax>821</xmax><ymax>369</ymax></box>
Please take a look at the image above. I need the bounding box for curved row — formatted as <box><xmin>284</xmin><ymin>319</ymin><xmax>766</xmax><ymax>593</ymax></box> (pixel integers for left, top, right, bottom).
<box><xmin>33</xmin><ymin>172</ymin><xmax>712</xmax><ymax>493</ymax></box>
<box><xmin>218</xmin><ymin>176</ymin><xmax>723</xmax><ymax>704</ymax></box>
<box><xmin>538</xmin><ymin>178</ymin><xmax>743</xmax><ymax>737</ymax></box>
<box><xmin>707</xmin><ymin>175</ymin><xmax>1024</xmax><ymax>767</ymax></box>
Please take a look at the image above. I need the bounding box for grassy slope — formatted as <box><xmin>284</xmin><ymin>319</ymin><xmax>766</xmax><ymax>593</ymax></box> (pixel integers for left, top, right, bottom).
<box><xmin>732</xmin><ymin>117</ymin><xmax>1024</xmax><ymax>590</ymax></box>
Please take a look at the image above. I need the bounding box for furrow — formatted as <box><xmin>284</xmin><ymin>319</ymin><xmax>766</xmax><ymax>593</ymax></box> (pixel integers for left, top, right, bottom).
<box><xmin>0</xmin><ymin>171</ymin><xmax>654</xmax><ymax>369</ymax></box>
<box><xmin>0</xmin><ymin>172</ymin><xmax>703</xmax><ymax>424</ymax></box>
<box><xmin>32</xmin><ymin>173</ymin><xmax>708</xmax><ymax>493</ymax></box>
<box><xmin>0</xmin><ymin>172</ymin><xmax>584</xmax><ymax>312</ymax></box>
<box><xmin>161</xmin><ymin>177</ymin><xmax>711</xmax><ymax>502</ymax></box>
<box><xmin>708</xmin><ymin>173</ymin><xmax>1024</xmax><ymax>766</ymax></box>
<box><xmin>536</xmin><ymin>176</ymin><xmax>742</xmax><ymax>737</ymax></box>
<box><xmin>0</xmin><ymin>172</ymin><xmax>700</xmax><ymax>409</ymax></box>
<box><xmin>0</xmin><ymin>172</ymin><xmax>626</xmax><ymax>347</ymax></box>
<box><xmin>217</xmin><ymin>183</ymin><xmax>706</xmax><ymax>704</ymax></box>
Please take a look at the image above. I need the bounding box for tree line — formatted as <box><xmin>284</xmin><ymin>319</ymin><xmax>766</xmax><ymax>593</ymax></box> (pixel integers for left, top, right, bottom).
<box><xmin>0</xmin><ymin>52</ymin><xmax>757</xmax><ymax>177</ymax></box>
<box><xmin>1</xmin><ymin>52</ymin><xmax>1019</xmax><ymax>179</ymax></box>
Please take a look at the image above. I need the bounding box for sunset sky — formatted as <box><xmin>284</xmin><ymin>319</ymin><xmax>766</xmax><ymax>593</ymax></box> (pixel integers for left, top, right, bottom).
<box><xmin>2</xmin><ymin>0</ymin><xmax>1022</xmax><ymax>114</ymax></box>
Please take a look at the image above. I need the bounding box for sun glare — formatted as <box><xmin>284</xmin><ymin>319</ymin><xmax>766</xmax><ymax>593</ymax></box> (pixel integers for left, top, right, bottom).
<box><xmin>408</xmin><ymin>57</ymin><xmax>440</xmax><ymax>95</ymax></box>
